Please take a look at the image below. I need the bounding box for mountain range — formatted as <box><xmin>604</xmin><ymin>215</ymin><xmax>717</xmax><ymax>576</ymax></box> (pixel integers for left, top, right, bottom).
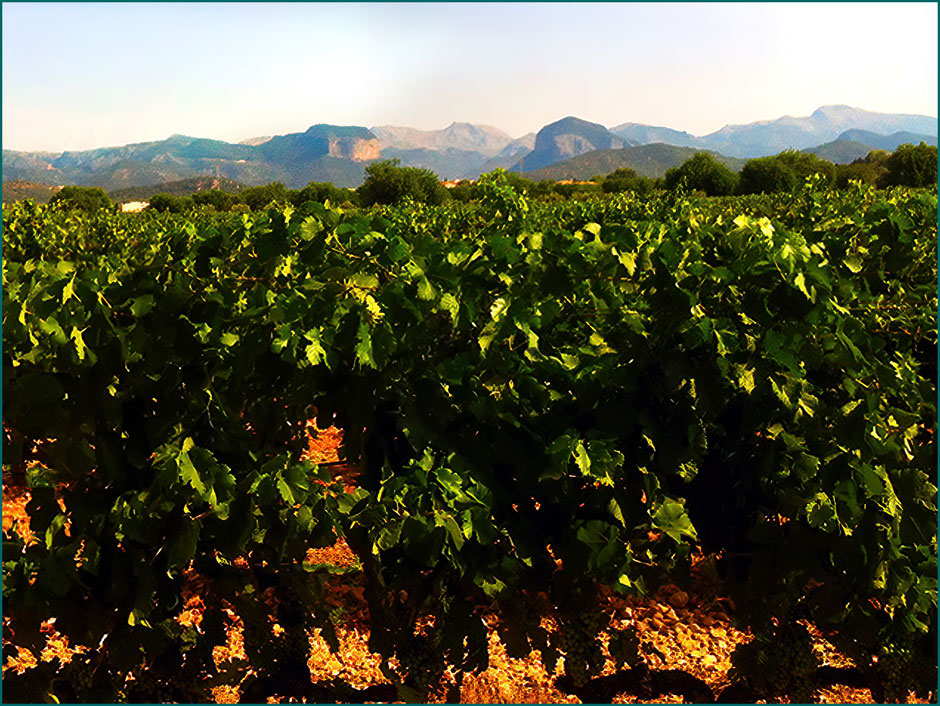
<box><xmin>3</xmin><ymin>105</ymin><xmax>936</xmax><ymax>193</ymax></box>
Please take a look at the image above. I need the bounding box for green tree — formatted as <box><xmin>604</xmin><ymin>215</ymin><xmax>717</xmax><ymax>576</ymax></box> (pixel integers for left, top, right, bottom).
<box><xmin>738</xmin><ymin>157</ymin><xmax>797</xmax><ymax>194</ymax></box>
<box><xmin>880</xmin><ymin>142</ymin><xmax>938</xmax><ymax>188</ymax></box>
<box><xmin>602</xmin><ymin>167</ymin><xmax>640</xmax><ymax>194</ymax></box>
<box><xmin>357</xmin><ymin>159</ymin><xmax>449</xmax><ymax>206</ymax></box>
<box><xmin>239</xmin><ymin>182</ymin><xmax>290</xmax><ymax>210</ymax></box>
<box><xmin>49</xmin><ymin>185</ymin><xmax>111</xmax><ymax>212</ymax></box>
<box><xmin>774</xmin><ymin>150</ymin><xmax>835</xmax><ymax>185</ymax></box>
<box><xmin>192</xmin><ymin>189</ymin><xmax>236</xmax><ymax>212</ymax></box>
<box><xmin>664</xmin><ymin>152</ymin><xmax>738</xmax><ymax>196</ymax></box>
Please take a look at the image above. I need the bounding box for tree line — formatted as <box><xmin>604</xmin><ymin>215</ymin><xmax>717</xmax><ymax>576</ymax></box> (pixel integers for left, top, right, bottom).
<box><xmin>47</xmin><ymin>142</ymin><xmax>937</xmax><ymax>213</ymax></box>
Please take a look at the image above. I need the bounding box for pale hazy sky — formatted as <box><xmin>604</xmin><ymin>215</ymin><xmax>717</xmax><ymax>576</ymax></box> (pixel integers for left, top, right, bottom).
<box><xmin>3</xmin><ymin>2</ymin><xmax>937</xmax><ymax>152</ymax></box>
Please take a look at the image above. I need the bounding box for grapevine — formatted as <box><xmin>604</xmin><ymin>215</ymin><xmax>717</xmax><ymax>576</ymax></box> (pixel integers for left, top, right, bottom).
<box><xmin>2</xmin><ymin>178</ymin><xmax>935</xmax><ymax>701</ymax></box>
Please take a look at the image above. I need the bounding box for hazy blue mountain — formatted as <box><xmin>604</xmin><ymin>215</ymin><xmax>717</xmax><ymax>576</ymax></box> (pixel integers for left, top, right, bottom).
<box><xmin>476</xmin><ymin>133</ymin><xmax>537</xmax><ymax>174</ymax></box>
<box><xmin>696</xmin><ymin>105</ymin><xmax>938</xmax><ymax>158</ymax></box>
<box><xmin>510</xmin><ymin>117</ymin><xmax>630</xmax><ymax>172</ymax></box>
<box><xmin>520</xmin><ymin>143</ymin><xmax>745</xmax><ymax>181</ymax></box>
<box><xmin>609</xmin><ymin>122</ymin><xmax>700</xmax><ymax>148</ymax></box>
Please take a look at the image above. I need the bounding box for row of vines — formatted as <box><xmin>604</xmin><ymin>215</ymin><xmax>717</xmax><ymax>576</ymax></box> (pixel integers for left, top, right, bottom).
<box><xmin>3</xmin><ymin>175</ymin><xmax>937</xmax><ymax>702</ymax></box>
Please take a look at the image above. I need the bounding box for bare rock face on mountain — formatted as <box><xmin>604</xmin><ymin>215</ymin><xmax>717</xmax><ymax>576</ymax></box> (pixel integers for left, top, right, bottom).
<box><xmin>510</xmin><ymin>117</ymin><xmax>629</xmax><ymax>172</ymax></box>
<box><xmin>328</xmin><ymin>137</ymin><xmax>381</xmax><ymax>161</ymax></box>
<box><xmin>259</xmin><ymin>125</ymin><xmax>377</xmax><ymax>163</ymax></box>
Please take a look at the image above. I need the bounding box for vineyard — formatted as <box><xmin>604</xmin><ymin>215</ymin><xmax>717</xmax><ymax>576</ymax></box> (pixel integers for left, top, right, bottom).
<box><xmin>2</xmin><ymin>173</ymin><xmax>937</xmax><ymax>703</ymax></box>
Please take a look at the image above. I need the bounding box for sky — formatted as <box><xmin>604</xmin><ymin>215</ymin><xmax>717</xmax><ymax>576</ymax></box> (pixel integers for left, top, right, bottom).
<box><xmin>3</xmin><ymin>2</ymin><xmax>938</xmax><ymax>152</ymax></box>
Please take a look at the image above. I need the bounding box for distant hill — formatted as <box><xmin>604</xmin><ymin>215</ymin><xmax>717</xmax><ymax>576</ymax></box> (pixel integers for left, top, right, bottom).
<box><xmin>510</xmin><ymin>117</ymin><xmax>630</xmax><ymax>172</ymax></box>
<box><xmin>803</xmin><ymin>129</ymin><xmax>937</xmax><ymax>164</ymax></box>
<box><xmin>108</xmin><ymin>175</ymin><xmax>247</xmax><ymax>202</ymax></box>
<box><xmin>803</xmin><ymin>140</ymin><xmax>876</xmax><ymax>164</ymax></box>
<box><xmin>832</xmin><ymin>129</ymin><xmax>937</xmax><ymax>151</ymax></box>
<box><xmin>2</xmin><ymin>179</ymin><xmax>62</xmax><ymax>204</ymax></box>
<box><xmin>609</xmin><ymin>122</ymin><xmax>699</xmax><ymax>148</ymax></box>
<box><xmin>520</xmin><ymin>143</ymin><xmax>746</xmax><ymax>181</ymax></box>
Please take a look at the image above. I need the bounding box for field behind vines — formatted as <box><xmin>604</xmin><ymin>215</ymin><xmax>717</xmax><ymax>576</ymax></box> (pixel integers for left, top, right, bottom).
<box><xmin>2</xmin><ymin>175</ymin><xmax>937</xmax><ymax>703</ymax></box>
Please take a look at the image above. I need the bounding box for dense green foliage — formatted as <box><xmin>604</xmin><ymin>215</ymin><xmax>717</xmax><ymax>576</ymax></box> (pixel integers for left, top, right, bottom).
<box><xmin>3</xmin><ymin>176</ymin><xmax>937</xmax><ymax>703</ymax></box>
<box><xmin>291</xmin><ymin>181</ymin><xmax>359</xmax><ymax>208</ymax></box>
<box><xmin>239</xmin><ymin>181</ymin><xmax>291</xmax><ymax>210</ymax></box>
<box><xmin>834</xmin><ymin>160</ymin><xmax>884</xmax><ymax>189</ymax></box>
<box><xmin>602</xmin><ymin>167</ymin><xmax>649</xmax><ymax>194</ymax></box>
<box><xmin>357</xmin><ymin>159</ymin><xmax>450</xmax><ymax>206</ymax></box>
<box><xmin>143</xmin><ymin>180</ymin><xmax>358</xmax><ymax>214</ymax></box>
<box><xmin>881</xmin><ymin>142</ymin><xmax>938</xmax><ymax>189</ymax></box>
<box><xmin>48</xmin><ymin>185</ymin><xmax>112</xmax><ymax>212</ymax></box>
<box><xmin>738</xmin><ymin>151</ymin><xmax>835</xmax><ymax>194</ymax></box>
<box><xmin>148</xmin><ymin>192</ymin><xmax>194</xmax><ymax>213</ymax></box>
<box><xmin>738</xmin><ymin>156</ymin><xmax>797</xmax><ymax>194</ymax></box>
<box><xmin>664</xmin><ymin>152</ymin><xmax>738</xmax><ymax>195</ymax></box>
